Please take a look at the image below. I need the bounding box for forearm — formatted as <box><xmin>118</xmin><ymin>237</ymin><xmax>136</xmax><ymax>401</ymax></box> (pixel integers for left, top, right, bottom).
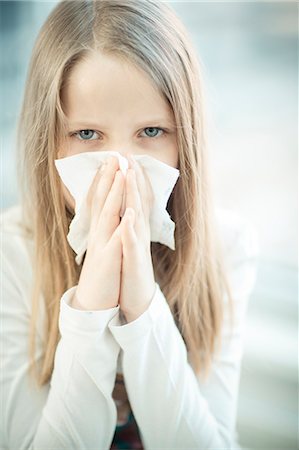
<box><xmin>3</xmin><ymin>285</ymin><xmax>121</xmax><ymax>450</ymax></box>
<box><xmin>31</xmin><ymin>331</ymin><xmax>120</xmax><ymax>449</ymax></box>
<box><xmin>109</xmin><ymin>284</ymin><xmax>236</xmax><ymax>450</ymax></box>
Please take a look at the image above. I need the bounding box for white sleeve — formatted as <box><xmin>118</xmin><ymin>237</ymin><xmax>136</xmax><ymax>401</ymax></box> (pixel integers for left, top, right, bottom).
<box><xmin>1</xmin><ymin>242</ymin><xmax>121</xmax><ymax>450</ymax></box>
<box><xmin>108</xmin><ymin>221</ymin><xmax>260</xmax><ymax>449</ymax></box>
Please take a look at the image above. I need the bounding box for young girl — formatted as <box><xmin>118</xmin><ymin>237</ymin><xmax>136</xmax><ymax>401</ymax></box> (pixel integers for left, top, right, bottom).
<box><xmin>1</xmin><ymin>1</ymin><xmax>259</xmax><ymax>449</ymax></box>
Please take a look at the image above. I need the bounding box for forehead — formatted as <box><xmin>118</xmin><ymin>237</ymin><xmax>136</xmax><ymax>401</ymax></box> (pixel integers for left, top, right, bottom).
<box><xmin>61</xmin><ymin>51</ymin><xmax>174</xmax><ymax>123</ymax></box>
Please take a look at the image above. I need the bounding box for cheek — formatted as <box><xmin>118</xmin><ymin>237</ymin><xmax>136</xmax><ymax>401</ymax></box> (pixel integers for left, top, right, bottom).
<box><xmin>147</xmin><ymin>141</ymin><xmax>178</xmax><ymax>168</ymax></box>
<box><xmin>162</xmin><ymin>135</ymin><xmax>179</xmax><ymax>168</ymax></box>
<box><xmin>167</xmin><ymin>145</ymin><xmax>179</xmax><ymax>169</ymax></box>
<box><xmin>57</xmin><ymin>140</ymin><xmax>77</xmax><ymax>158</ymax></box>
<box><xmin>61</xmin><ymin>182</ymin><xmax>75</xmax><ymax>212</ymax></box>
<box><xmin>153</xmin><ymin>150</ymin><xmax>178</xmax><ymax>169</ymax></box>
<box><xmin>172</xmin><ymin>152</ymin><xmax>179</xmax><ymax>169</ymax></box>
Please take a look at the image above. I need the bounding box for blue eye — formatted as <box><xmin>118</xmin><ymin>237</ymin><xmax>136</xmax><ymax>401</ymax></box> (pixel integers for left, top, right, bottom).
<box><xmin>141</xmin><ymin>127</ymin><xmax>164</xmax><ymax>138</ymax></box>
<box><xmin>75</xmin><ymin>130</ymin><xmax>99</xmax><ymax>141</ymax></box>
<box><xmin>70</xmin><ymin>126</ymin><xmax>166</xmax><ymax>143</ymax></box>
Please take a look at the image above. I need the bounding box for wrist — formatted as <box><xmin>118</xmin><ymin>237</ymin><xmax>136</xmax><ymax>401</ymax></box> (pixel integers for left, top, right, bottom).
<box><xmin>70</xmin><ymin>291</ymin><xmax>87</xmax><ymax>310</ymax></box>
<box><xmin>123</xmin><ymin>307</ymin><xmax>148</xmax><ymax>323</ymax></box>
<box><xmin>122</xmin><ymin>284</ymin><xmax>157</xmax><ymax>322</ymax></box>
<box><xmin>70</xmin><ymin>290</ymin><xmax>118</xmax><ymax>311</ymax></box>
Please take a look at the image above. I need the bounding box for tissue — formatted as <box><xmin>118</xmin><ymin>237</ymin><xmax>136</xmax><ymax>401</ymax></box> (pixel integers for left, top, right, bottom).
<box><xmin>55</xmin><ymin>151</ymin><xmax>180</xmax><ymax>265</ymax></box>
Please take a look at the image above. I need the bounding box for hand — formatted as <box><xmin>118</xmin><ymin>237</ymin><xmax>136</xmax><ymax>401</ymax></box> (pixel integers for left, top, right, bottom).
<box><xmin>71</xmin><ymin>156</ymin><xmax>125</xmax><ymax>310</ymax></box>
<box><xmin>118</xmin><ymin>155</ymin><xmax>156</xmax><ymax>322</ymax></box>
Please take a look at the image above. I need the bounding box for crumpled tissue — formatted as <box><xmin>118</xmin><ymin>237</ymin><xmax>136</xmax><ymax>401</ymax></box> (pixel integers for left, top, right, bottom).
<box><xmin>55</xmin><ymin>151</ymin><xmax>180</xmax><ymax>265</ymax></box>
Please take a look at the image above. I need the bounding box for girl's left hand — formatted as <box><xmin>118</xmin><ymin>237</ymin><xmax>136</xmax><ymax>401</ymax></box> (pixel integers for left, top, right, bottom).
<box><xmin>119</xmin><ymin>156</ymin><xmax>156</xmax><ymax>323</ymax></box>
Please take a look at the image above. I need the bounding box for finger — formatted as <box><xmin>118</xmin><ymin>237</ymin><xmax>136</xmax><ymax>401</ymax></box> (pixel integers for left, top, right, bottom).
<box><xmin>86</xmin><ymin>165</ymin><xmax>104</xmax><ymax>211</ymax></box>
<box><xmin>128</xmin><ymin>156</ymin><xmax>153</xmax><ymax>219</ymax></box>
<box><xmin>127</xmin><ymin>160</ymin><xmax>152</xmax><ymax>244</ymax></box>
<box><xmin>125</xmin><ymin>168</ymin><xmax>143</xmax><ymax>232</ymax></box>
<box><xmin>106</xmin><ymin>221</ymin><xmax>122</xmax><ymax>251</ymax></box>
<box><xmin>96</xmin><ymin>170</ymin><xmax>125</xmax><ymax>242</ymax></box>
<box><xmin>90</xmin><ymin>156</ymin><xmax>119</xmax><ymax>229</ymax></box>
<box><xmin>120</xmin><ymin>208</ymin><xmax>137</xmax><ymax>254</ymax></box>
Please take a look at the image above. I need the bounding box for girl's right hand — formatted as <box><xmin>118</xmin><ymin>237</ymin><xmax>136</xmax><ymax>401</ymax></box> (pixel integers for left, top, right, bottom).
<box><xmin>70</xmin><ymin>156</ymin><xmax>125</xmax><ymax>311</ymax></box>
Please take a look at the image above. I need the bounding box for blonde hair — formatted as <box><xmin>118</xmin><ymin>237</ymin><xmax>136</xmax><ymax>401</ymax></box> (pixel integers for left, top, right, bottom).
<box><xmin>17</xmin><ymin>0</ymin><xmax>233</xmax><ymax>387</ymax></box>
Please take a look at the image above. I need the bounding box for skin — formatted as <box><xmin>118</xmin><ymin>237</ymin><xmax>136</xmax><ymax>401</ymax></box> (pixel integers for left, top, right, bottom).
<box><xmin>57</xmin><ymin>50</ymin><xmax>179</xmax><ymax>322</ymax></box>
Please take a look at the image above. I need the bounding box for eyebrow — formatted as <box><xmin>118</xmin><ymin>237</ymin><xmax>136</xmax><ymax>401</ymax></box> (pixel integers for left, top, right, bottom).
<box><xmin>67</xmin><ymin>118</ymin><xmax>175</xmax><ymax>129</ymax></box>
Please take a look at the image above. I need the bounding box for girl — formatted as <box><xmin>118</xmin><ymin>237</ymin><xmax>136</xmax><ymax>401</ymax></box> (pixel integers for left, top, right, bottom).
<box><xmin>0</xmin><ymin>1</ymin><xmax>259</xmax><ymax>449</ymax></box>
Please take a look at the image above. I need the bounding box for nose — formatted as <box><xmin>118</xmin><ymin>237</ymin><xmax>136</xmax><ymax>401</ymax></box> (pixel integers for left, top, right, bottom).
<box><xmin>123</xmin><ymin>150</ymin><xmax>132</xmax><ymax>160</ymax></box>
<box><xmin>104</xmin><ymin>146</ymin><xmax>133</xmax><ymax>162</ymax></box>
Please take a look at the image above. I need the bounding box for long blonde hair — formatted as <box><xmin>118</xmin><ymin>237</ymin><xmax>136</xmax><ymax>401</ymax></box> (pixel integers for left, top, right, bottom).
<box><xmin>17</xmin><ymin>0</ymin><xmax>233</xmax><ymax>387</ymax></box>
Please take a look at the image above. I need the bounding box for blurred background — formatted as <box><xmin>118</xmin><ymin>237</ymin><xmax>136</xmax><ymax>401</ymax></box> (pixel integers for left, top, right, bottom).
<box><xmin>0</xmin><ymin>1</ymin><xmax>297</xmax><ymax>448</ymax></box>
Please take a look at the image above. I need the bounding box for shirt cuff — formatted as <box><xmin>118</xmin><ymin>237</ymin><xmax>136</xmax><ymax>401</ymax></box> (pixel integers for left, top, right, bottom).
<box><xmin>108</xmin><ymin>283</ymin><xmax>171</xmax><ymax>347</ymax></box>
<box><xmin>59</xmin><ymin>285</ymin><xmax>120</xmax><ymax>338</ymax></box>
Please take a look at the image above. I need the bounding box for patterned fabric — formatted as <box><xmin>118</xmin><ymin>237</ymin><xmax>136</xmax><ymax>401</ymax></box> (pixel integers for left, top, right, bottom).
<box><xmin>110</xmin><ymin>373</ymin><xmax>144</xmax><ymax>449</ymax></box>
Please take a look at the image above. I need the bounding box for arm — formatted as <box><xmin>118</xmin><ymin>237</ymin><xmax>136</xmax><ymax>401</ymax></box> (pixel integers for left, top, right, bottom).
<box><xmin>1</xmin><ymin>156</ymin><xmax>135</xmax><ymax>449</ymax></box>
<box><xmin>108</xmin><ymin>221</ymin><xmax>259</xmax><ymax>449</ymax></box>
<box><xmin>1</xmin><ymin>242</ymin><xmax>120</xmax><ymax>450</ymax></box>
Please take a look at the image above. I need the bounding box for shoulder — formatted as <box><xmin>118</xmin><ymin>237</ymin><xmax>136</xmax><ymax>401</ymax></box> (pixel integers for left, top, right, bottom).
<box><xmin>214</xmin><ymin>206</ymin><xmax>260</xmax><ymax>299</ymax></box>
<box><xmin>0</xmin><ymin>203</ymin><xmax>34</xmax><ymax>248</ymax></box>
<box><xmin>214</xmin><ymin>206</ymin><xmax>260</xmax><ymax>263</ymax></box>
<box><xmin>0</xmin><ymin>204</ymin><xmax>30</xmax><ymax>236</ymax></box>
<box><xmin>0</xmin><ymin>204</ymin><xmax>34</xmax><ymax>294</ymax></box>
<box><xmin>1</xmin><ymin>206</ymin><xmax>45</xmax><ymax>342</ymax></box>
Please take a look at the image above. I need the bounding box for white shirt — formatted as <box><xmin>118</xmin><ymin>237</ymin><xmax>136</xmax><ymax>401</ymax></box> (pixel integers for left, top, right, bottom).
<box><xmin>0</xmin><ymin>204</ymin><xmax>259</xmax><ymax>450</ymax></box>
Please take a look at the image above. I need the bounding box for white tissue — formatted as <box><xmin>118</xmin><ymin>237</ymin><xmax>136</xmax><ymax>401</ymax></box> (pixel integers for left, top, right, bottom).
<box><xmin>55</xmin><ymin>151</ymin><xmax>180</xmax><ymax>265</ymax></box>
